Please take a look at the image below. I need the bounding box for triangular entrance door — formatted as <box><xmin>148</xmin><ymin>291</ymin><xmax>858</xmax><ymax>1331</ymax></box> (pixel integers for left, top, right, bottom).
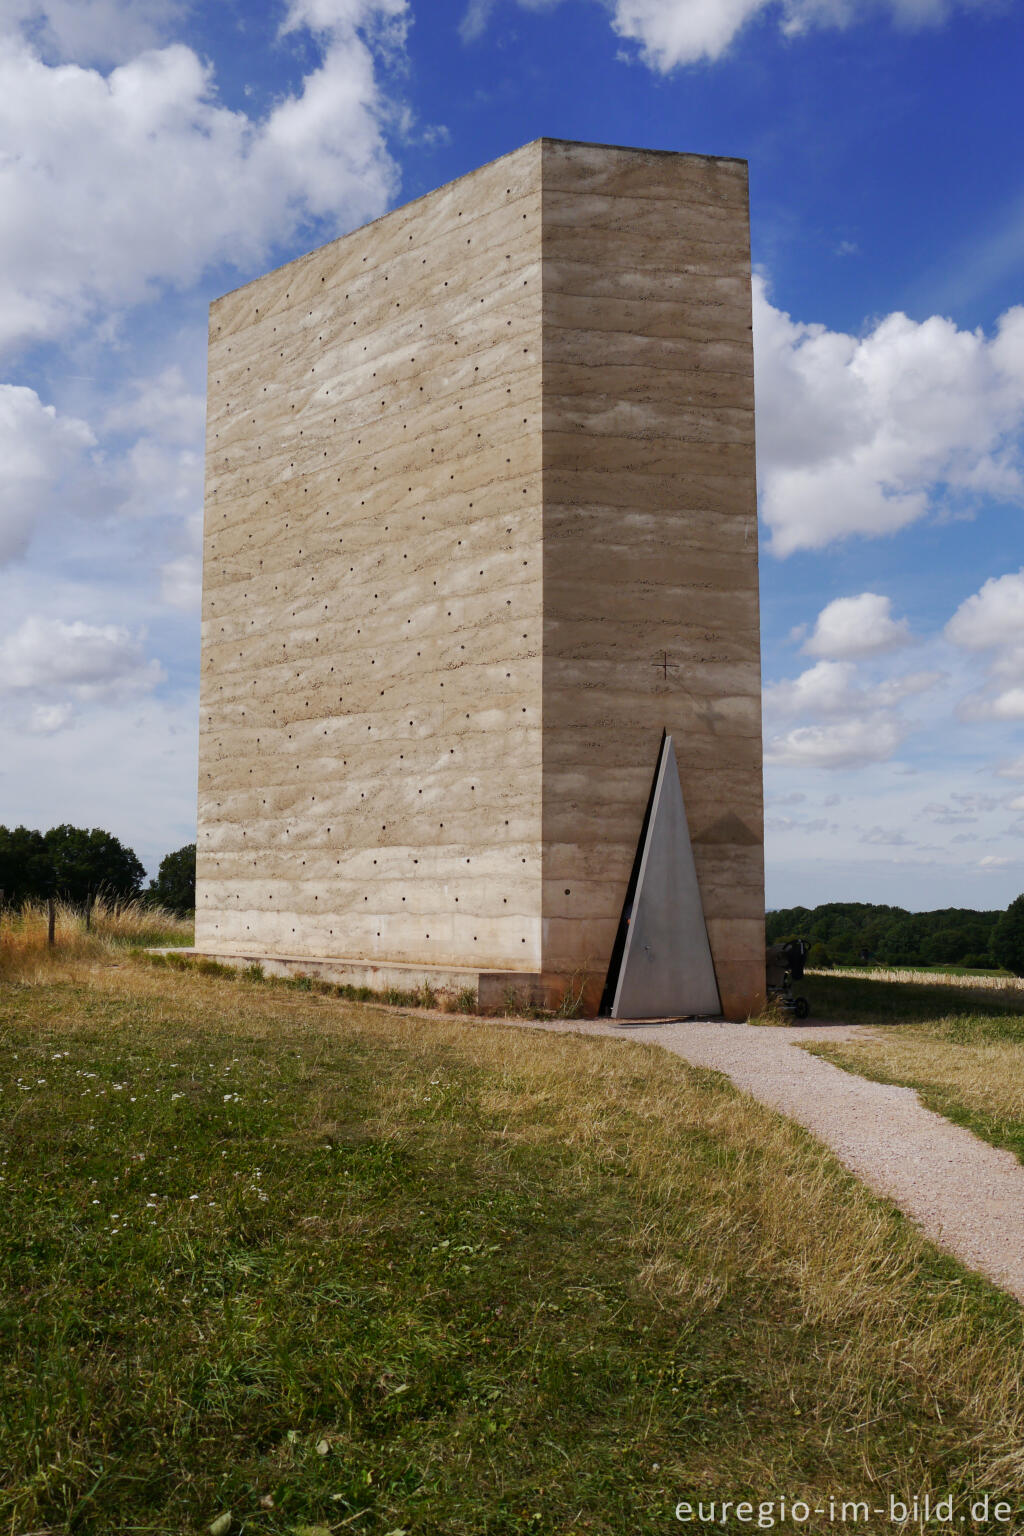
<box><xmin>606</xmin><ymin>734</ymin><xmax>722</xmax><ymax>1020</ymax></box>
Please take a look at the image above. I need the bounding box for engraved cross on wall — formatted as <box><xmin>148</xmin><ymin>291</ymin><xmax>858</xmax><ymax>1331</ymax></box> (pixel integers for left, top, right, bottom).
<box><xmin>651</xmin><ymin>650</ymin><xmax>677</xmax><ymax>681</ymax></box>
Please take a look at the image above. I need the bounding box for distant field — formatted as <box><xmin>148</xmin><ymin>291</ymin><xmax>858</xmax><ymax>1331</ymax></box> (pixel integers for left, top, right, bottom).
<box><xmin>801</xmin><ymin>969</ymin><xmax>1024</xmax><ymax>1026</ymax></box>
<box><xmin>812</xmin><ymin>964</ymin><xmax>1020</xmax><ymax>986</ymax></box>
<box><xmin>803</xmin><ymin>972</ymin><xmax>1024</xmax><ymax>1172</ymax></box>
<box><xmin>2</xmin><ymin>951</ymin><xmax>1024</xmax><ymax>1534</ymax></box>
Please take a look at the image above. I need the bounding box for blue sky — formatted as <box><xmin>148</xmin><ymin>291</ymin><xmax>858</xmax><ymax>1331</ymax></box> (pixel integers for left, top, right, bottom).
<box><xmin>1</xmin><ymin>0</ymin><xmax>1023</xmax><ymax>911</ymax></box>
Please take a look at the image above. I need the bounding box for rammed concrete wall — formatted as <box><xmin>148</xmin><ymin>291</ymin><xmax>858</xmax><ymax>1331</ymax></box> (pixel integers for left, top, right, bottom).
<box><xmin>196</xmin><ymin>137</ymin><xmax>765</xmax><ymax>1018</ymax></box>
<box><xmin>197</xmin><ymin>141</ymin><xmax>546</xmax><ymax>972</ymax></box>
<box><xmin>539</xmin><ymin>141</ymin><xmax>763</xmax><ymax>1022</ymax></box>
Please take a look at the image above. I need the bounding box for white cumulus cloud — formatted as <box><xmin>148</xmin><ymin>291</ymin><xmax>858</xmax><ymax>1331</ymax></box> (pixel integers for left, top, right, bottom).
<box><xmin>0</xmin><ymin>2</ymin><xmax>406</xmax><ymax>352</ymax></box>
<box><xmin>764</xmin><ymin>659</ymin><xmax>862</xmax><ymax>716</ymax></box>
<box><xmin>946</xmin><ymin>568</ymin><xmax>1024</xmax><ymax>652</ymax></box>
<box><xmin>946</xmin><ymin>568</ymin><xmax>1024</xmax><ymax>719</ymax></box>
<box><xmin>804</xmin><ymin>592</ymin><xmax>911</xmax><ymax>658</ymax></box>
<box><xmin>764</xmin><ymin>657</ymin><xmax>939</xmax><ymax>718</ymax></box>
<box><xmin>0</xmin><ymin>0</ymin><xmax>184</xmax><ymax>65</ymax></box>
<box><xmin>766</xmin><ymin>715</ymin><xmax>906</xmax><ymax>768</ymax></box>
<box><xmin>755</xmin><ymin>281</ymin><xmax>1024</xmax><ymax>556</ymax></box>
<box><xmin>464</xmin><ymin>0</ymin><xmax>991</xmax><ymax>67</ymax></box>
<box><xmin>160</xmin><ymin>553</ymin><xmax>203</xmax><ymax>612</ymax></box>
<box><xmin>27</xmin><ymin>701</ymin><xmax>73</xmax><ymax>734</ymax></box>
<box><xmin>104</xmin><ymin>366</ymin><xmax>205</xmax><ymax>446</ymax></box>
<box><xmin>607</xmin><ymin>0</ymin><xmax>992</xmax><ymax>69</ymax></box>
<box><xmin>763</xmin><ymin>631</ymin><xmax>942</xmax><ymax>769</ymax></box>
<box><xmin>0</xmin><ymin>616</ymin><xmax>164</xmax><ymax>697</ymax></box>
<box><xmin>0</xmin><ymin>384</ymin><xmax>95</xmax><ymax>564</ymax></box>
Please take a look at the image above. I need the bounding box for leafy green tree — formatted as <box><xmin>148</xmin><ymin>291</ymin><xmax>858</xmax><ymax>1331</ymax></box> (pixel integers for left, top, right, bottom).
<box><xmin>42</xmin><ymin>825</ymin><xmax>145</xmax><ymax>907</ymax></box>
<box><xmin>925</xmin><ymin>927</ymin><xmax>972</xmax><ymax>965</ymax></box>
<box><xmin>766</xmin><ymin>901</ymin><xmax>1002</xmax><ymax>969</ymax></box>
<box><xmin>148</xmin><ymin>843</ymin><xmax>196</xmax><ymax>916</ymax></box>
<box><xmin>991</xmin><ymin>895</ymin><xmax>1024</xmax><ymax>977</ymax></box>
<box><xmin>0</xmin><ymin>825</ymin><xmax>50</xmax><ymax>905</ymax></box>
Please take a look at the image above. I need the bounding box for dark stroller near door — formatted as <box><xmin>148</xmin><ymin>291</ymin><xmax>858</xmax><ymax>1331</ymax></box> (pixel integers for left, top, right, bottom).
<box><xmin>765</xmin><ymin>938</ymin><xmax>810</xmax><ymax>1020</ymax></box>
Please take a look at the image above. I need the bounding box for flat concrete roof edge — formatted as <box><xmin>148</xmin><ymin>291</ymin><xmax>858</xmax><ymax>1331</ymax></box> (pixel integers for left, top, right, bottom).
<box><xmin>211</xmin><ymin>136</ymin><xmax>747</xmax><ymax>309</ymax></box>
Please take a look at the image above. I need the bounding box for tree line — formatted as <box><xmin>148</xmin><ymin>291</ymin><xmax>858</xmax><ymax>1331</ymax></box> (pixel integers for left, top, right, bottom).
<box><xmin>767</xmin><ymin>898</ymin><xmax>1024</xmax><ymax>975</ymax></box>
<box><xmin>0</xmin><ymin>825</ymin><xmax>196</xmax><ymax>917</ymax></box>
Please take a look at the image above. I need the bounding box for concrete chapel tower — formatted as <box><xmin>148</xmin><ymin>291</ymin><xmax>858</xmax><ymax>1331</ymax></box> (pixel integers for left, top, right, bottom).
<box><xmin>196</xmin><ymin>137</ymin><xmax>765</xmax><ymax>1019</ymax></box>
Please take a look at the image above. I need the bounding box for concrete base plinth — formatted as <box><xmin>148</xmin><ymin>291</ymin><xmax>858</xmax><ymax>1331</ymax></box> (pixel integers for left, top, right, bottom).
<box><xmin>179</xmin><ymin>949</ymin><xmax>561</xmax><ymax>1011</ymax></box>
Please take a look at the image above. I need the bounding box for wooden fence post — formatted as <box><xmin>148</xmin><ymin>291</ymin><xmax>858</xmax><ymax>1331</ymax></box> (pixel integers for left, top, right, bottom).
<box><xmin>47</xmin><ymin>897</ymin><xmax>56</xmax><ymax>948</ymax></box>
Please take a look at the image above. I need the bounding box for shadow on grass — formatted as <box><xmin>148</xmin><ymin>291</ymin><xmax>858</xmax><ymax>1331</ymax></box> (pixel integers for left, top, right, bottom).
<box><xmin>802</xmin><ymin>972</ymin><xmax>1024</xmax><ymax>1031</ymax></box>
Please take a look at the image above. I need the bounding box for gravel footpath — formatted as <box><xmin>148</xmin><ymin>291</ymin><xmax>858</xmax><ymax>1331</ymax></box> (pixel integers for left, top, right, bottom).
<box><xmin>502</xmin><ymin>1015</ymin><xmax>1024</xmax><ymax>1304</ymax></box>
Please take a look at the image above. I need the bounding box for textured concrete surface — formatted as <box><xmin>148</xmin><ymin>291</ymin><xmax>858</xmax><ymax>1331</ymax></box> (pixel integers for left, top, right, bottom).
<box><xmin>168</xmin><ymin>948</ymin><xmax>548</xmax><ymax>1009</ymax></box>
<box><xmin>197</xmin><ymin>137</ymin><xmax>763</xmax><ymax>1017</ymax></box>
<box><xmin>506</xmin><ymin>1015</ymin><xmax>1024</xmax><ymax>1304</ymax></box>
<box><xmin>540</xmin><ymin>141</ymin><xmax>763</xmax><ymax>1019</ymax></box>
<box><xmin>198</xmin><ymin>140</ymin><xmax>546</xmax><ymax>974</ymax></box>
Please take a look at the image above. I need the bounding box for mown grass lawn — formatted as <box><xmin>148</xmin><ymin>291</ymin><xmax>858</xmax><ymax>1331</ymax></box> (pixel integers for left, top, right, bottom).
<box><xmin>2</xmin><ymin>959</ymin><xmax>1024</xmax><ymax>1535</ymax></box>
<box><xmin>802</xmin><ymin>973</ymin><xmax>1024</xmax><ymax>1169</ymax></box>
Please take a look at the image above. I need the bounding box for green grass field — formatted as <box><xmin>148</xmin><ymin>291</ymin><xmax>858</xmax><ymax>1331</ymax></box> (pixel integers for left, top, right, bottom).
<box><xmin>2</xmin><ymin>951</ymin><xmax>1024</xmax><ymax>1535</ymax></box>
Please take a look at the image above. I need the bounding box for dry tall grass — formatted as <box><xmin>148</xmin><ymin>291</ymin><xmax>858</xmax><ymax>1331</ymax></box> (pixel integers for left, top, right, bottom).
<box><xmin>0</xmin><ymin>896</ymin><xmax>192</xmax><ymax>982</ymax></box>
<box><xmin>4</xmin><ymin>952</ymin><xmax>1024</xmax><ymax>1515</ymax></box>
<box><xmin>59</xmin><ymin>960</ymin><xmax>1024</xmax><ymax>1485</ymax></box>
<box><xmin>810</xmin><ymin>965</ymin><xmax>1024</xmax><ymax>992</ymax></box>
<box><xmin>812</xmin><ymin>1031</ymin><xmax>1024</xmax><ymax>1127</ymax></box>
